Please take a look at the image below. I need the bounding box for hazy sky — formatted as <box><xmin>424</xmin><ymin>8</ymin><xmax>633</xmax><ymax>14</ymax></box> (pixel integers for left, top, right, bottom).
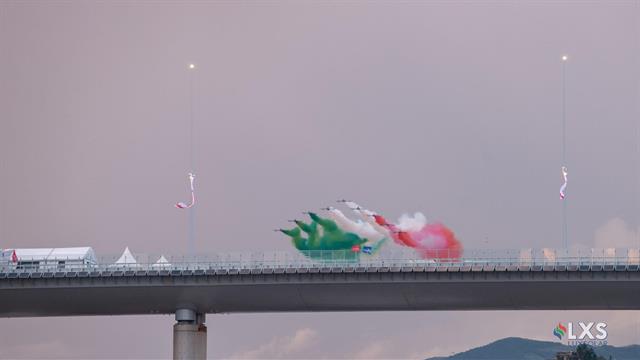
<box><xmin>1</xmin><ymin>1</ymin><xmax>639</xmax><ymax>359</ymax></box>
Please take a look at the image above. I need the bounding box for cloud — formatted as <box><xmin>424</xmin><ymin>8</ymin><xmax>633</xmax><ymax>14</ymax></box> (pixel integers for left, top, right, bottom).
<box><xmin>593</xmin><ymin>218</ymin><xmax>640</xmax><ymax>248</ymax></box>
<box><xmin>228</xmin><ymin>328</ymin><xmax>318</xmax><ymax>359</ymax></box>
<box><xmin>348</xmin><ymin>337</ymin><xmax>456</xmax><ymax>360</ymax></box>
<box><xmin>349</xmin><ymin>341</ymin><xmax>388</xmax><ymax>359</ymax></box>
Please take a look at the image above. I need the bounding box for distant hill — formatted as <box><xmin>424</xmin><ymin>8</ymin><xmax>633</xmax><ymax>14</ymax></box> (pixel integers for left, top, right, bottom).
<box><xmin>426</xmin><ymin>337</ymin><xmax>640</xmax><ymax>360</ymax></box>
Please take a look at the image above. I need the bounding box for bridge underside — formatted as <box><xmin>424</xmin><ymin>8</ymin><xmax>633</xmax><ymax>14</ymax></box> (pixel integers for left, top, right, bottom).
<box><xmin>2</xmin><ymin>269</ymin><xmax>640</xmax><ymax>317</ymax></box>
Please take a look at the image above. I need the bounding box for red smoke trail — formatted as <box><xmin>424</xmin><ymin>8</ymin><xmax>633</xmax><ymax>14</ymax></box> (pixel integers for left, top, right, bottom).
<box><xmin>374</xmin><ymin>214</ymin><xmax>462</xmax><ymax>261</ymax></box>
<box><xmin>373</xmin><ymin>215</ymin><xmax>417</xmax><ymax>247</ymax></box>
<box><xmin>414</xmin><ymin>222</ymin><xmax>462</xmax><ymax>260</ymax></box>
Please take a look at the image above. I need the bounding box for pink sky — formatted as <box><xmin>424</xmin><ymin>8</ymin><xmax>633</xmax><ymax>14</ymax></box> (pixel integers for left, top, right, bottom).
<box><xmin>1</xmin><ymin>1</ymin><xmax>639</xmax><ymax>358</ymax></box>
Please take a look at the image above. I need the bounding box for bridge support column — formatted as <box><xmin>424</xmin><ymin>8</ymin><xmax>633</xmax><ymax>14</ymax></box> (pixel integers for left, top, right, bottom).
<box><xmin>173</xmin><ymin>309</ymin><xmax>207</xmax><ymax>360</ymax></box>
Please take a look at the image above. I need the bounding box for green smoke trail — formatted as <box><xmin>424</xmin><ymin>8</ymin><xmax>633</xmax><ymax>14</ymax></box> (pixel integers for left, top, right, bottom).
<box><xmin>294</xmin><ymin>220</ymin><xmax>320</xmax><ymax>249</ymax></box>
<box><xmin>280</xmin><ymin>227</ymin><xmax>307</xmax><ymax>250</ymax></box>
<box><xmin>280</xmin><ymin>213</ymin><xmax>372</xmax><ymax>261</ymax></box>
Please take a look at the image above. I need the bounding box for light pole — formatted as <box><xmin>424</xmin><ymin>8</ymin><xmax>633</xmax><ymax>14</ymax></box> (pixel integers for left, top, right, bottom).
<box><xmin>561</xmin><ymin>55</ymin><xmax>568</xmax><ymax>249</ymax></box>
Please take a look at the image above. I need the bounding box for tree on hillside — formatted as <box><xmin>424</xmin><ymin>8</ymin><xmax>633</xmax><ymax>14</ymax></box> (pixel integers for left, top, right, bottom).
<box><xmin>575</xmin><ymin>344</ymin><xmax>607</xmax><ymax>360</ymax></box>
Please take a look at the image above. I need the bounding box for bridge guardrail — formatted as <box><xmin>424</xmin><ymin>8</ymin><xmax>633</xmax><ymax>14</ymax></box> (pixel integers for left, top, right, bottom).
<box><xmin>1</xmin><ymin>248</ymin><xmax>640</xmax><ymax>275</ymax></box>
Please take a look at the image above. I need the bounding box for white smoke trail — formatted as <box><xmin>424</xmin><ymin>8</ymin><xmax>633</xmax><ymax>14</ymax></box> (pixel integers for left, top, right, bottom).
<box><xmin>342</xmin><ymin>201</ymin><xmax>391</xmax><ymax>238</ymax></box>
<box><xmin>397</xmin><ymin>212</ymin><xmax>428</xmax><ymax>232</ymax></box>
<box><xmin>324</xmin><ymin>207</ymin><xmax>386</xmax><ymax>241</ymax></box>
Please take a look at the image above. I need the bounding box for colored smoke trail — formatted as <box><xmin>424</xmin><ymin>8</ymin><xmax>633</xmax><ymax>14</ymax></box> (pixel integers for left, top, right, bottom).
<box><xmin>278</xmin><ymin>213</ymin><xmax>374</xmax><ymax>261</ymax></box>
<box><xmin>278</xmin><ymin>201</ymin><xmax>462</xmax><ymax>261</ymax></box>
<box><xmin>372</xmin><ymin>214</ymin><xmax>419</xmax><ymax>247</ymax></box>
<box><xmin>397</xmin><ymin>212</ymin><xmax>427</xmax><ymax>233</ymax></box>
<box><xmin>343</xmin><ymin>201</ymin><xmax>401</xmax><ymax>245</ymax></box>
<box><xmin>325</xmin><ymin>207</ymin><xmax>386</xmax><ymax>242</ymax></box>
<box><xmin>414</xmin><ymin>222</ymin><xmax>462</xmax><ymax>260</ymax></box>
<box><xmin>366</xmin><ymin>205</ymin><xmax>462</xmax><ymax>261</ymax></box>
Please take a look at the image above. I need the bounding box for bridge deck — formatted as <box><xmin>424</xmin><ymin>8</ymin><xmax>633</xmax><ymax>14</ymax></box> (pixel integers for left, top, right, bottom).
<box><xmin>2</xmin><ymin>262</ymin><xmax>640</xmax><ymax>317</ymax></box>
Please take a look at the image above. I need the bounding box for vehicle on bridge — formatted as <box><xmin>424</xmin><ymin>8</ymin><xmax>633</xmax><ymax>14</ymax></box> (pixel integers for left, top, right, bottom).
<box><xmin>0</xmin><ymin>247</ymin><xmax>97</xmax><ymax>271</ymax></box>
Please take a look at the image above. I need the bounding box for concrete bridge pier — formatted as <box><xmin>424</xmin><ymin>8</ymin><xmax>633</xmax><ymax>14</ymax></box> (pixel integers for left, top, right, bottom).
<box><xmin>173</xmin><ymin>309</ymin><xmax>207</xmax><ymax>360</ymax></box>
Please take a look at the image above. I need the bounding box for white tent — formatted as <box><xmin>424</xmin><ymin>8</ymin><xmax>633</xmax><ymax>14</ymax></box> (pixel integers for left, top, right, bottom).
<box><xmin>0</xmin><ymin>247</ymin><xmax>96</xmax><ymax>270</ymax></box>
<box><xmin>10</xmin><ymin>247</ymin><xmax>96</xmax><ymax>263</ymax></box>
<box><xmin>152</xmin><ymin>255</ymin><xmax>172</xmax><ymax>268</ymax></box>
<box><xmin>113</xmin><ymin>247</ymin><xmax>141</xmax><ymax>267</ymax></box>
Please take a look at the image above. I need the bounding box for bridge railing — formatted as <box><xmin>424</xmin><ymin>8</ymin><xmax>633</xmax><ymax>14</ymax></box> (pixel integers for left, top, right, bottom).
<box><xmin>1</xmin><ymin>248</ymin><xmax>639</xmax><ymax>274</ymax></box>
